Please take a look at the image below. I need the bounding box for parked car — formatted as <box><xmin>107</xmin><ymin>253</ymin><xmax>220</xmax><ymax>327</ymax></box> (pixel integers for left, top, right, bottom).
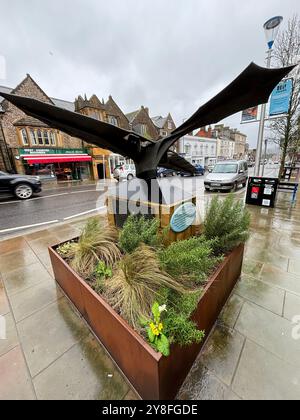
<box><xmin>207</xmin><ymin>163</ymin><xmax>216</xmax><ymax>173</ymax></box>
<box><xmin>113</xmin><ymin>164</ymin><xmax>136</xmax><ymax>181</ymax></box>
<box><xmin>179</xmin><ymin>164</ymin><xmax>205</xmax><ymax>177</ymax></box>
<box><xmin>204</xmin><ymin>160</ymin><xmax>248</xmax><ymax>192</ymax></box>
<box><xmin>157</xmin><ymin>167</ymin><xmax>177</xmax><ymax>178</ymax></box>
<box><xmin>0</xmin><ymin>171</ymin><xmax>42</xmax><ymax>199</ymax></box>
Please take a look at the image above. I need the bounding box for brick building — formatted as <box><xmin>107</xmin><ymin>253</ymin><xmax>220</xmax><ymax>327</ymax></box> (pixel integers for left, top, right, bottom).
<box><xmin>126</xmin><ymin>106</ymin><xmax>159</xmax><ymax>140</ymax></box>
<box><xmin>0</xmin><ymin>75</ymin><xmax>91</xmax><ymax>182</ymax></box>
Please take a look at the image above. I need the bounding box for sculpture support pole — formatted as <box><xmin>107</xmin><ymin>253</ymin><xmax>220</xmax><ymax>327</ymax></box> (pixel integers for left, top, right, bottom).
<box><xmin>254</xmin><ymin>49</ymin><xmax>272</xmax><ymax>177</ymax></box>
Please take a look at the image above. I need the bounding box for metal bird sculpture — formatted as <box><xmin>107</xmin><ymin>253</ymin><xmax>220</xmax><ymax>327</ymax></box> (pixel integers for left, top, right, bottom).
<box><xmin>0</xmin><ymin>62</ymin><xmax>295</xmax><ymax>181</ymax></box>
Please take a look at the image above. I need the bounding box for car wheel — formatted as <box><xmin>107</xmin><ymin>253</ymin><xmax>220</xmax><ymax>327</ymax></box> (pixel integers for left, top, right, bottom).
<box><xmin>14</xmin><ymin>183</ymin><xmax>33</xmax><ymax>200</ymax></box>
<box><xmin>232</xmin><ymin>182</ymin><xmax>238</xmax><ymax>192</ymax></box>
<box><xmin>205</xmin><ymin>187</ymin><xmax>210</xmax><ymax>192</ymax></box>
<box><xmin>127</xmin><ymin>174</ymin><xmax>134</xmax><ymax>181</ymax></box>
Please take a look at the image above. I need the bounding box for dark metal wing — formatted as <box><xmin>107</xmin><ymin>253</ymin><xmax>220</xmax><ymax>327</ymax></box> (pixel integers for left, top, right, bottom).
<box><xmin>0</xmin><ymin>92</ymin><xmax>146</xmax><ymax>158</ymax></box>
<box><xmin>158</xmin><ymin>62</ymin><xmax>296</xmax><ymax>159</ymax></box>
<box><xmin>159</xmin><ymin>151</ymin><xmax>196</xmax><ymax>174</ymax></box>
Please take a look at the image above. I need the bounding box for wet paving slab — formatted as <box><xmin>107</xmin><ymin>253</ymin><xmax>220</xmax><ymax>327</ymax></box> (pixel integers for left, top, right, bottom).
<box><xmin>0</xmin><ymin>194</ymin><xmax>300</xmax><ymax>400</ymax></box>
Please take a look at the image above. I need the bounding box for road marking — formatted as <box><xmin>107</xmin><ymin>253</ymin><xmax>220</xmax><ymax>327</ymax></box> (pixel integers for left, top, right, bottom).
<box><xmin>70</xmin><ymin>189</ymin><xmax>98</xmax><ymax>195</ymax></box>
<box><xmin>63</xmin><ymin>206</ymin><xmax>107</xmax><ymax>221</ymax></box>
<box><xmin>0</xmin><ymin>220</ymin><xmax>59</xmax><ymax>234</ymax></box>
<box><xmin>0</xmin><ymin>189</ymin><xmax>100</xmax><ymax>205</ymax></box>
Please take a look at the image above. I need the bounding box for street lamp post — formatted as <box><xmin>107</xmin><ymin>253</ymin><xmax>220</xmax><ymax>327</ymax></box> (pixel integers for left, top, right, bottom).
<box><xmin>254</xmin><ymin>16</ymin><xmax>283</xmax><ymax>177</ymax></box>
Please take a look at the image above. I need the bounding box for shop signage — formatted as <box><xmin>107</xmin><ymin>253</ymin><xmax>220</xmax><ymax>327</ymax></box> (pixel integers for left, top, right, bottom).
<box><xmin>19</xmin><ymin>148</ymin><xmax>89</xmax><ymax>156</ymax></box>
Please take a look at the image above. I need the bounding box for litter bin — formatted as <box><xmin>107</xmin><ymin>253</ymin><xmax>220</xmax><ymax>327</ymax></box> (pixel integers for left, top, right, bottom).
<box><xmin>246</xmin><ymin>177</ymin><xmax>279</xmax><ymax>208</ymax></box>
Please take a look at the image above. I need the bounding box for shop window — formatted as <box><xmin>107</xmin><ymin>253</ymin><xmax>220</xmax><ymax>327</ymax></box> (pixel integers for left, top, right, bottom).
<box><xmin>29</xmin><ymin>129</ymin><xmax>38</xmax><ymax>145</ymax></box>
<box><xmin>37</xmin><ymin>129</ymin><xmax>43</xmax><ymax>145</ymax></box>
<box><xmin>21</xmin><ymin>128</ymin><xmax>29</xmax><ymax>145</ymax></box>
<box><xmin>43</xmin><ymin>131</ymin><xmax>50</xmax><ymax>145</ymax></box>
<box><xmin>49</xmin><ymin>131</ymin><xmax>56</xmax><ymax>146</ymax></box>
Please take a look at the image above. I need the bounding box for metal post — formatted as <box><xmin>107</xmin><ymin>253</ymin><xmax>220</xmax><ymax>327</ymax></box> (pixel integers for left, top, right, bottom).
<box><xmin>254</xmin><ymin>49</ymin><xmax>272</xmax><ymax>177</ymax></box>
<box><xmin>261</xmin><ymin>138</ymin><xmax>268</xmax><ymax>177</ymax></box>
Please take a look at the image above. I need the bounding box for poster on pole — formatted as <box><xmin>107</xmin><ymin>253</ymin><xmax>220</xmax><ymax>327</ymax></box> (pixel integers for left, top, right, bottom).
<box><xmin>241</xmin><ymin>106</ymin><xmax>258</xmax><ymax>123</ymax></box>
<box><xmin>269</xmin><ymin>78</ymin><xmax>293</xmax><ymax>116</ymax></box>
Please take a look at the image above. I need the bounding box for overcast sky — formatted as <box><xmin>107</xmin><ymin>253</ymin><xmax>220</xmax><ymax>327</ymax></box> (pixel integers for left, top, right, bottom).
<box><xmin>0</xmin><ymin>0</ymin><xmax>299</xmax><ymax>147</ymax></box>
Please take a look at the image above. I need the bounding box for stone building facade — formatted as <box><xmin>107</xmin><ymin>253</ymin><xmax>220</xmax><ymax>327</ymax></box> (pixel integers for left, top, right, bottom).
<box><xmin>211</xmin><ymin>124</ymin><xmax>247</xmax><ymax>160</ymax></box>
<box><xmin>0</xmin><ymin>75</ymin><xmax>177</xmax><ymax>180</ymax></box>
<box><xmin>0</xmin><ymin>75</ymin><xmax>90</xmax><ymax>182</ymax></box>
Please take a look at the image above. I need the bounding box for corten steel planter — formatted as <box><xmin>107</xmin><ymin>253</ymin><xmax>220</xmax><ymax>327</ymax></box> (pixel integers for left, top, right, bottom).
<box><xmin>49</xmin><ymin>243</ymin><xmax>244</xmax><ymax>400</ymax></box>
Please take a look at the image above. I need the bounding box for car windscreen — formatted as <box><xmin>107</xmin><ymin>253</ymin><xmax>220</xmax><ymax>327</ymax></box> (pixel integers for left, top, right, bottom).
<box><xmin>212</xmin><ymin>164</ymin><xmax>238</xmax><ymax>174</ymax></box>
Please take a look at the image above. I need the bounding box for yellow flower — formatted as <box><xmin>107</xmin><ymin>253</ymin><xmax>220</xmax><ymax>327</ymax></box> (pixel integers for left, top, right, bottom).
<box><xmin>158</xmin><ymin>323</ymin><xmax>163</xmax><ymax>332</ymax></box>
<box><xmin>150</xmin><ymin>322</ymin><xmax>161</xmax><ymax>336</ymax></box>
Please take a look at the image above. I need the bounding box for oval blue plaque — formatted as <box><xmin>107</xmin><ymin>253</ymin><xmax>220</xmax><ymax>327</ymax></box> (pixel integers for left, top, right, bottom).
<box><xmin>170</xmin><ymin>202</ymin><xmax>197</xmax><ymax>233</ymax></box>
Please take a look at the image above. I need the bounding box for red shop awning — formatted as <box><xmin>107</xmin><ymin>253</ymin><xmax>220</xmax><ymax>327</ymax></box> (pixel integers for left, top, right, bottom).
<box><xmin>22</xmin><ymin>155</ymin><xmax>92</xmax><ymax>165</ymax></box>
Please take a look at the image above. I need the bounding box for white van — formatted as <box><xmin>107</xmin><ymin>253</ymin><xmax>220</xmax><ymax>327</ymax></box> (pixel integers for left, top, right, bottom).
<box><xmin>113</xmin><ymin>164</ymin><xmax>136</xmax><ymax>181</ymax></box>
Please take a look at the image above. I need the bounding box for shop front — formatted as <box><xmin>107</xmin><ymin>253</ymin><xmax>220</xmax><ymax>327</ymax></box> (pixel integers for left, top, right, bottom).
<box><xmin>17</xmin><ymin>148</ymin><xmax>92</xmax><ymax>182</ymax></box>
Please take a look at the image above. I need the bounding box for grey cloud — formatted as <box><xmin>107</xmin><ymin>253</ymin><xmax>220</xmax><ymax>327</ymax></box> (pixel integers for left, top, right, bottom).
<box><xmin>0</xmin><ymin>0</ymin><xmax>298</xmax><ymax>146</ymax></box>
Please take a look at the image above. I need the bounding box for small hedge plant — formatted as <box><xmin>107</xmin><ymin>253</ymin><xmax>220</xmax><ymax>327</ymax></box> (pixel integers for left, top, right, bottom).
<box><xmin>203</xmin><ymin>194</ymin><xmax>250</xmax><ymax>255</ymax></box>
<box><xmin>119</xmin><ymin>215</ymin><xmax>160</xmax><ymax>253</ymax></box>
<box><xmin>159</xmin><ymin>236</ymin><xmax>222</xmax><ymax>284</ymax></box>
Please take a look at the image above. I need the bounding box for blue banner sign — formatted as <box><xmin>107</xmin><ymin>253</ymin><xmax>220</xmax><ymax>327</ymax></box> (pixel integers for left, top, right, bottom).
<box><xmin>269</xmin><ymin>78</ymin><xmax>293</xmax><ymax>116</ymax></box>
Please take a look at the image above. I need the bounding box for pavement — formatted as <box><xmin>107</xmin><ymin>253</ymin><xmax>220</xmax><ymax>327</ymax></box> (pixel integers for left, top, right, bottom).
<box><xmin>1</xmin><ymin>179</ymin><xmax>299</xmax><ymax>400</ymax></box>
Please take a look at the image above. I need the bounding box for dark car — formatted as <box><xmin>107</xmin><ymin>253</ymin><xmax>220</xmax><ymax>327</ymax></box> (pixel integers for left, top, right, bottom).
<box><xmin>179</xmin><ymin>164</ymin><xmax>205</xmax><ymax>177</ymax></box>
<box><xmin>0</xmin><ymin>171</ymin><xmax>42</xmax><ymax>200</ymax></box>
<box><xmin>157</xmin><ymin>167</ymin><xmax>177</xmax><ymax>178</ymax></box>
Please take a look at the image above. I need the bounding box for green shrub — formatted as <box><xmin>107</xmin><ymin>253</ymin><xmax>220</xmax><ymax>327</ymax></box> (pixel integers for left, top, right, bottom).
<box><xmin>203</xmin><ymin>195</ymin><xmax>250</xmax><ymax>254</ymax></box>
<box><xmin>159</xmin><ymin>236</ymin><xmax>222</xmax><ymax>284</ymax></box>
<box><xmin>92</xmin><ymin>261</ymin><xmax>113</xmax><ymax>294</ymax></box>
<box><xmin>119</xmin><ymin>215</ymin><xmax>159</xmax><ymax>253</ymax></box>
<box><xmin>158</xmin><ymin>289</ymin><xmax>205</xmax><ymax>347</ymax></box>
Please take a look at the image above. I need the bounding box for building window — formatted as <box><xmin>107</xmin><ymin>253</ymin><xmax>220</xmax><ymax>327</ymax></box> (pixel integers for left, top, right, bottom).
<box><xmin>29</xmin><ymin>129</ymin><xmax>38</xmax><ymax>145</ymax></box>
<box><xmin>90</xmin><ymin>111</ymin><xmax>99</xmax><ymax>120</ymax></box>
<box><xmin>161</xmin><ymin>130</ymin><xmax>168</xmax><ymax>137</ymax></box>
<box><xmin>21</xmin><ymin>128</ymin><xmax>29</xmax><ymax>145</ymax></box>
<box><xmin>43</xmin><ymin>131</ymin><xmax>50</xmax><ymax>145</ymax></box>
<box><xmin>49</xmin><ymin>131</ymin><xmax>56</xmax><ymax>146</ymax></box>
<box><xmin>140</xmin><ymin>124</ymin><xmax>147</xmax><ymax>136</ymax></box>
<box><xmin>108</xmin><ymin>115</ymin><xmax>118</xmax><ymax>126</ymax></box>
<box><xmin>185</xmin><ymin>144</ymin><xmax>191</xmax><ymax>155</ymax></box>
<box><xmin>37</xmin><ymin>129</ymin><xmax>43</xmax><ymax>145</ymax></box>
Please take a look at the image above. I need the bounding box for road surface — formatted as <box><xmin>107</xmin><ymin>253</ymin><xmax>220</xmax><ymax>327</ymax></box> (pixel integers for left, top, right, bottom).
<box><xmin>0</xmin><ymin>165</ymin><xmax>279</xmax><ymax>237</ymax></box>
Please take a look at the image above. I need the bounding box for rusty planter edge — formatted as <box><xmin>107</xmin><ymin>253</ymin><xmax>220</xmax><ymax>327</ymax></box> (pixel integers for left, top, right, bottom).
<box><xmin>49</xmin><ymin>243</ymin><xmax>244</xmax><ymax>400</ymax></box>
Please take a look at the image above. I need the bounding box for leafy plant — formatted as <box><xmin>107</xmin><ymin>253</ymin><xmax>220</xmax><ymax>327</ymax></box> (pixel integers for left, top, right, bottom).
<box><xmin>94</xmin><ymin>261</ymin><xmax>113</xmax><ymax>279</ymax></box>
<box><xmin>103</xmin><ymin>244</ymin><xmax>188</xmax><ymax>330</ymax></box>
<box><xmin>92</xmin><ymin>261</ymin><xmax>113</xmax><ymax>294</ymax></box>
<box><xmin>158</xmin><ymin>289</ymin><xmax>205</xmax><ymax>347</ymax></box>
<box><xmin>159</xmin><ymin>236</ymin><xmax>222</xmax><ymax>284</ymax></box>
<box><xmin>203</xmin><ymin>195</ymin><xmax>250</xmax><ymax>254</ymax></box>
<box><xmin>141</xmin><ymin>302</ymin><xmax>170</xmax><ymax>356</ymax></box>
<box><xmin>70</xmin><ymin>217</ymin><xmax>121</xmax><ymax>279</ymax></box>
<box><xmin>56</xmin><ymin>241</ymin><xmax>76</xmax><ymax>259</ymax></box>
<box><xmin>119</xmin><ymin>215</ymin><xmax>159</xmax><ymax>253</ymax></box>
